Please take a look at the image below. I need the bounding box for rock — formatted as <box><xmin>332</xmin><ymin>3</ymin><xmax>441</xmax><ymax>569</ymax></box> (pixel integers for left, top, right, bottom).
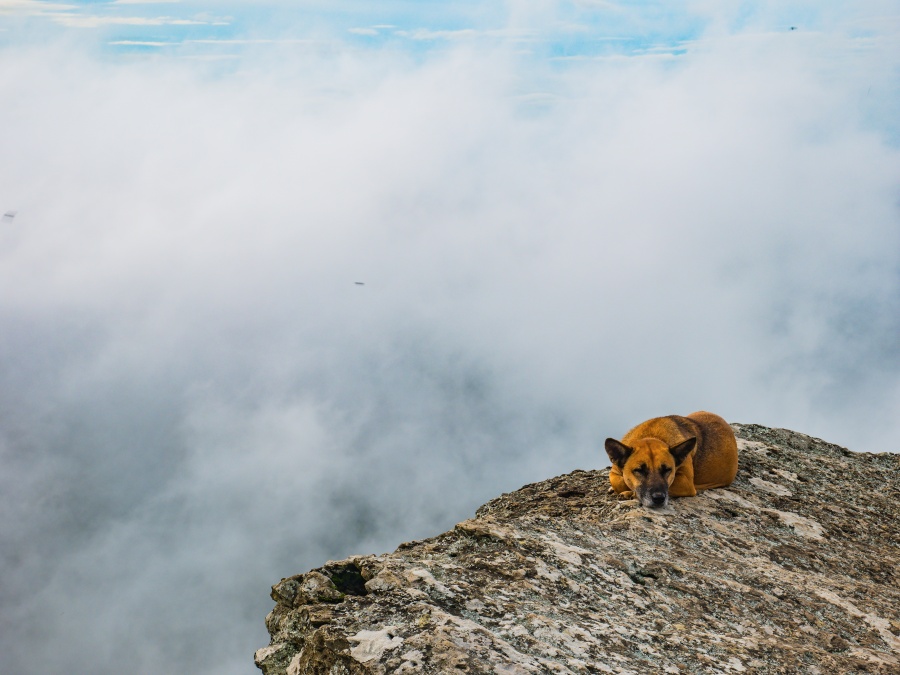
<box><xmin>255</xmin><ymin>424</ymin><xmax>900</xmax><ymax>674</ymax></box>
<box><xmin>348</xmin><ymin>627</ymin><xmax>404</xmax><ymax>663</ymax></box>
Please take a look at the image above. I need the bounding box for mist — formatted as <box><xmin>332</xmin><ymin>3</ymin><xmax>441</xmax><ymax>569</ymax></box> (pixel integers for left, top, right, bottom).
<box><xmin>1</xmin><ymin>16</ymin><xmax>898</xmax><ymax>675</ymax></box>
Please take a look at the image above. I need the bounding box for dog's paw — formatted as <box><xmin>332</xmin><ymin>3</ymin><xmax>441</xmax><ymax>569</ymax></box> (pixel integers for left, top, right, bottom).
<box><xmin>607</xmin><ymin>486</ymin><xmax>616</xmax><ymax>494</ymax></box>
<box><xmin>617</xmin><ymin>490</ymin><xmax>635</xmax><ymax>500</ymax></box>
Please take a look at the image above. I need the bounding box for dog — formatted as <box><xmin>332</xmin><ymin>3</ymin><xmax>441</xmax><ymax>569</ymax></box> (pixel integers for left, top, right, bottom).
<box><xmin>604</xmin><ymin>411</ymin><xmax>738</xmax><ymax>508</ymax></box>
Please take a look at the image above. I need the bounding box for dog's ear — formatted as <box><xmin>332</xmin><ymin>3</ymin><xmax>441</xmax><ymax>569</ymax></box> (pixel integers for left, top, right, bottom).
<box><xmin>669</xmin><ymin>437</ymin><xmax>697</xmax><ymax>466</ymax></box>
<box><xmin>604</xmin><ymin>438</ymin><xmax>633</xmax><ymax>469</ymax></box>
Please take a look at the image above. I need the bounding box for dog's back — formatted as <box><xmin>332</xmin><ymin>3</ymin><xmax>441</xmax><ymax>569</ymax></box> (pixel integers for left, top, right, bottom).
<box><xmin>622</xmin><ymin>411</ymin><xmax>737</xmax><ymax>490</ymax></box>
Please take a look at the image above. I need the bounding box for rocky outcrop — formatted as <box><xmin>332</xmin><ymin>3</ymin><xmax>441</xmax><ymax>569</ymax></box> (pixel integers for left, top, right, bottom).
<box><xmin>255</xmin><ymin>424</ymin><xmax>900</xmax><ymax>674</ymax></box>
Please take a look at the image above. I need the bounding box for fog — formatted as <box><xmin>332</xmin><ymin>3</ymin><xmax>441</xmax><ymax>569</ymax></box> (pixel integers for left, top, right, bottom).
<box><xmin>1</xmin><ymin>17</ymin><xmax>898</xmax><ymax>675</ymax></box>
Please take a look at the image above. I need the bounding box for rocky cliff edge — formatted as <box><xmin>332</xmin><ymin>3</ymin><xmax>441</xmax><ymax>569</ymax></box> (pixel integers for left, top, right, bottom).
<box><xmin>255</xmin><ymin>424</ymin><xmax>900</xmax><ymax>674</ymax></box>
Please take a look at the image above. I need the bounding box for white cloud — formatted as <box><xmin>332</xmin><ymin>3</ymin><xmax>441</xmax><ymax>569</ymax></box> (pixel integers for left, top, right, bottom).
<box><xmin>0</xmin><ymin>9</ymin><xmax>898</xmax><ymax>674</ymax></box>
<box><xmin>183</xmin><ymin>38</ymin><xmax>313</xmax><ymax>44</ymax></box>
<box><xmin>395</xmin><ymin>27</ymin><xmax>481</xmax><ymax>41</ymax></box>
<box><xmin>0</xmin><ymin>0</ymin><xmax>75</xmax><ymax>13</ymax></box>
<box><xmin>52</xmin><ymin>14</ymin><xmax>207</xmax><ymax>27</ymax></box>
<box><xmin>108</xmin><ymin>39</ymin><xmax>172</xmax><ymax>46</ymax></box>
<box><xmin>573</xmin><ymin>0</ymin><xmax>623</xmax><ymax>9</ymax></box>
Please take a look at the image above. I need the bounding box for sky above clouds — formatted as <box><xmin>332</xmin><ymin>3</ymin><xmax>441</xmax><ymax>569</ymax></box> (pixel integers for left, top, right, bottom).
<box><xmin>1</xmin><ymin>2</ymin><xmax>899</xmax><ymax>674</ymax></box>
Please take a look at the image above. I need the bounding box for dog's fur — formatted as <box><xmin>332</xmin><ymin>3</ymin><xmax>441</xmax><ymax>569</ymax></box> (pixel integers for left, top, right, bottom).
<box><xmin>604</xmin><ymin>411</ymin><xmax>738</xmax><ymax>508</ymax></box>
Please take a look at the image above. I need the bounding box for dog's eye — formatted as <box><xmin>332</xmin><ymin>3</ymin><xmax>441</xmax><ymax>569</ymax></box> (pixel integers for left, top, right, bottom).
<box><xmin>633</xmin><ymin>465</ymin><xmax>647</xmax><ymax>475</ymax></box>
<box><xmin>660</xmin><ymin>465</ymin><xmax>671</xmax><ymax>475</ymax></box>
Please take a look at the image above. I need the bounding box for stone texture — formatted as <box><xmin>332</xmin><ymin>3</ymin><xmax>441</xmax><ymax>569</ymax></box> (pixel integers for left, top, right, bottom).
<box><xmin>255</xmin><ymin>424</ymin><xmax>900</xmax><ymax>674</ymax></box>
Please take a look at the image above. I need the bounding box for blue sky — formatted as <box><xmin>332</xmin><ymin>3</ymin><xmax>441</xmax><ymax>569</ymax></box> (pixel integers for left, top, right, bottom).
<box><xmin>1</xmin><ymin>3</ymin><xmax>899</xmax><ymax>675</ymax></box>
<box><xmin>0</xmin><ymin>1</ymin><xmax>849</xmax><ymax>59</ymax></box>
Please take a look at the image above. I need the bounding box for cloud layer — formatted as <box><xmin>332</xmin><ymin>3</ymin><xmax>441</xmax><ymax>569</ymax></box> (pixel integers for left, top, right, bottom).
<box><xmin>1</xmin><ymin>13</ymin><xmax>898</xmax><ymax>674</ymax></box>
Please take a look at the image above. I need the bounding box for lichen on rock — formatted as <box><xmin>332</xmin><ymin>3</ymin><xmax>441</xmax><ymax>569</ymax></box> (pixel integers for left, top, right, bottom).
<box><xmin>255</xmin><ymin>423</ymin><xmax>900</xmax><ymax>674</ymax></box>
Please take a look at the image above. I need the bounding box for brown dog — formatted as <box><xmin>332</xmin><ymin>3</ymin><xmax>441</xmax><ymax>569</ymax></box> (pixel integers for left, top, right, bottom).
<box><xmin>605</xmin><ymin>411</ymin><xmax>738</xmax><ymax>508</ymax></box>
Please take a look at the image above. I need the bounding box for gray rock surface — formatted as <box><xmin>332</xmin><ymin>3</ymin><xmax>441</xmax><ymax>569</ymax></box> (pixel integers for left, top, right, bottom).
<box><xmin>255</xmin><ymin>424</ymin><xmax>900</xmax><ymax>674</ymax></box>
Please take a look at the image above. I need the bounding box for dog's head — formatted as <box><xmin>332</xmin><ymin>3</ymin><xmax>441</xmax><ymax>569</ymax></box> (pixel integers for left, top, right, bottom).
<box><xmin>604</xmin><ymin>436</ymin><xmax>696</xmax><ymax>508</ymax></box>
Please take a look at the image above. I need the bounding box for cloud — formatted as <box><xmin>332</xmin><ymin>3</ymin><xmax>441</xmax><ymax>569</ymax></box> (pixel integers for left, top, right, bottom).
<box><xmin>108</xmin><ymin>39</ymin><xmax>173</xmax><ymax>46</ymax></box>
<box><xmin>348</xmin><ymin>26</ymin><xmax>379</xmax><ymax>36</ymax></box>
<box><xmin>0</xmin><ymin>0</ymin><xmax>75</xmax><ymax>14</ymax></box>
<box><xmin>0</xmin><ymin>9</ymin><xmax>898</xmax><ymax>675</ymax></box>
<box><xmin>52</xmin><ymin>14</ymin><xmax>208</xmax><ymax>28</ymax></box>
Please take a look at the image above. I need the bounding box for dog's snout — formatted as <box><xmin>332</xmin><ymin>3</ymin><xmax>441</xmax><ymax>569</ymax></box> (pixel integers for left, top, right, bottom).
<box><xmin>650</xmin><ymin>491</ymin><xmax>667</xmax><ymax>507</ymax></box>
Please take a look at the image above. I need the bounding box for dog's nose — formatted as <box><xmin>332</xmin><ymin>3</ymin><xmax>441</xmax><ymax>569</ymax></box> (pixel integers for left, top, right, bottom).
<box><xmin>650</xmin><ymin>492</ymin><xmax>667</xmax><ymax>507</ymax></box>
